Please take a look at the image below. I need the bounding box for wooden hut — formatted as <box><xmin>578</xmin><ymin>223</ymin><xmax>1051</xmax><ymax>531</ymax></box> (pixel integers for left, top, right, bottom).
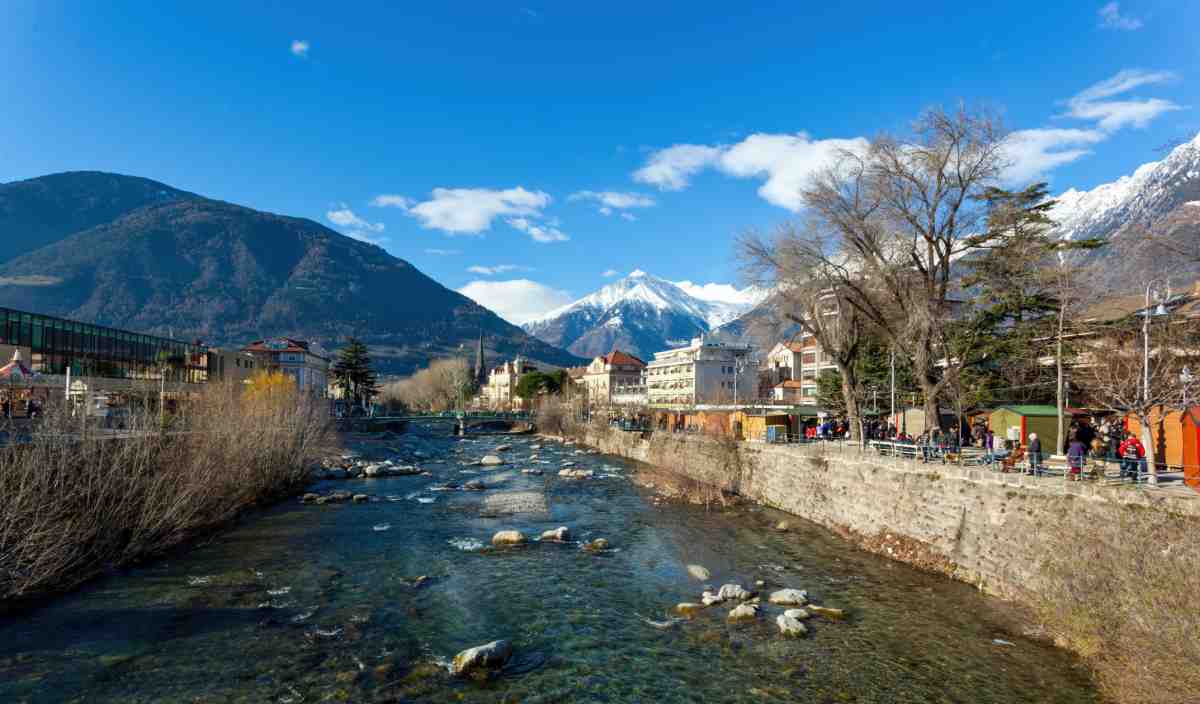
<box><xmin>1125</xmin><ymin>406</ymin><xmax>1200</xmax><ymax>479</ymax></box>
<box><xmin>988</xmin><ymin>406</ymin><xmax>1072</xmax><ymax>451</ymax></box>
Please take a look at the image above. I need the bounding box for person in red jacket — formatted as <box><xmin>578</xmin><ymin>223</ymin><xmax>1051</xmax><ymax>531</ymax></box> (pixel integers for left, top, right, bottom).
<box><xmin>1118</xmin><ymin>433</ymin><xmax>1145</xmax><ymax>481</ymax></box>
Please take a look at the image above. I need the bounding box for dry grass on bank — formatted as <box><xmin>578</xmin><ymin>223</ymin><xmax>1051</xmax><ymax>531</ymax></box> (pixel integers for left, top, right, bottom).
<box><xmin>1037</xmin><ymin>507</ymin><xmax>1200</xmax><ymax>704</ymax></box>
<box><xmin>0</xmin><ymin>380</ymin><xmax>331</xmax><ymax>602</ymax></box>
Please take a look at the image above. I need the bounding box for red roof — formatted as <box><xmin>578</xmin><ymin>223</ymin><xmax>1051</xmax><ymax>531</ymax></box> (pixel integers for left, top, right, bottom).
<box><xmin>242</xmin><ymin>338</ymin><xmax>315</xmax><ymax>355</ymax></box>
<box><xmin>603</xmin><ymin>350</ymin><xmax>646</xmax><ymax>367</ymax></box>
<box><xmin>782</xmin><ymin>342</ymin><xmax>805</xmax><ymax>352</ymax></box>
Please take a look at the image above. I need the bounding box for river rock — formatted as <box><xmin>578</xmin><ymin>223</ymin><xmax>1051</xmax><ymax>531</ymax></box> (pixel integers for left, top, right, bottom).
<box><xmin>727</xmin><ymin>603</ymin><xmax>759</xmax><ymax>623</ymax></box>
<box><xmin>776</xmin><ymin>613</ymin><xmax>808</xmax><ymax>637</ymax></box>
<box><xmin>558</xmin><ymin>468</ymin><xmax>594</xmax><ymax>479</ymax></box>
<box><xmin>686</xmin><ymin>564</ymin><xmax>711</xmax><ymax>581</ymax></box>
<box><xmin>363</xmin><ymin>464</ymin><xmax>388</xmax><ymax>477</ymax></box>
<box><xmin>783</xmin><ymin>608</ymin><xmax>810</xmax><ymax>620</ymax></box>
<box><xmin>808</xmin><ymin>606</ymin><xmax>846</xmax><ymax>620</ymax></box>
<box><xmin>352</xmin><ymin>494</ymin><xmax>369</xmax><ymax>503</ymax></box>
<box><xmin>530</xmin><ymin>444</ymin><xmax>542</xmax><ymax>450</ymax></box>
<box><xmin>492</xmin><ymin>531</ymin><xmax>526</xmax><ymax>546</ymax></box>
<box><xmin>718</xmin><ymin>584</ymin><xmax>753</xmax><ymax>601</ymax></box>
<box><xmin>301</xmin><ymin>493</ymin><xmax>320</xmax><ymax>503</ymax></box>
<box><xmin>583</xmin><ymin>538</ymin><xmax>610</xmax><ymax>552</ymax></box>
<box><xmin>775</xmin><ymin>521</ymin><xmax>790</xmax><ymax>532</ymax></box>
<box><xmin>675</xmin><ymin>602</ymin><xmax>703</xmax><ymax>616</ymax></box>
<box><xmin>540</xmin><ymin>526</ymin><xmax>571</xmax><ymax>542</ymax></box>
<box><xmin>768</xmin><ymin>589</ymin><xmax>808</xmax><ymax>606</ymax></box>
<box><xmin>521</xmin><ymin>468</ymin><xmax>543</xmax><ymax>476</ymax></box>
<box><xmin>451</xmin><ymin>639</ymin><xmax>513</xmax><ymax>677</ymax></box>
<box><xmin>701</xmin><ymin>590</ymin><xmax>723</xmax><ymax>607</ymax></box>
<box><xmin>480</xmin><ymin>455</ymin><xmax>505</xmax><ymax>466</ymax></box>
<box><xmin>495</xmin><ymin>444</ymin><xmax>512</xmax><ymax>452</ymax></box>
<box><xmin>463</xmin><ymin>480</ymin><xmax>487</xmax><ymax>491</ymax></box>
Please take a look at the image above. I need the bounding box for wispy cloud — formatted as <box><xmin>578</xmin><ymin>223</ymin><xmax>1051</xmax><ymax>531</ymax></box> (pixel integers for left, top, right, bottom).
<box><xmin>1098</xmin><ymin>2</ymin><xmax>1143</xmax><ymax>31</ymax></box>
<box><xmin>404</xmin><ymin>187</ymin><xmax>552</xmax><ymax>236</ymax></box>
<box><xmin>467</xmin><ymin>264</ymin><xmax>529</xmax><ymax>275</ymax></box>
<box><xmin>633</xmin><ymin>133</ymin><xmax>868</xmax><ymax>212</ymax></box>
<box><xmin>1063</xmin><ymin>69</ymin><xmax>1180</xmax><ymax>131</ymax></box>
<box><xmin>602</xmin><ymin>269</ymin><xmax>620</xmax><ymax>277</ymax></box>
<box><xmin>425</xmin><ymin>248</ymin><xmax>461</xmax><ymax>256</ymax></box>
<box><xmin>568</xmin><ymin>190</ymin><xmax>656</xmax><ymax>216</ymax></box>
<box><xmin>1001</xmin><ymin>128</ymin><xmax>1107</xmax><ymax>184</ymax></box>
<box><xmin>507</xmin><ymin>217</ymin><xmax>568</xmax><ymax>243</ymax></box>
<box><xmin>458</xmin><ymin>279</ymin><xmax>573</xmax><ymax>325</ymax></box>
<box><xmin>326</xmin><ymin>206</ymin><xmax>384</xmax><ymax>233</ymax></box>
<box><xmin>370</xmin><ymin>194</ymin><xmax>413</xmax><ymax>209</ymax></box>
<box><xmin>290</xmin><ymin>39</ymin><xmax>310</xmax><ymax>58</ymax></box>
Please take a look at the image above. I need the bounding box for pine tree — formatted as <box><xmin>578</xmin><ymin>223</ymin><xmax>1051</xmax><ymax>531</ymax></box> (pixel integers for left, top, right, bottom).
<box><xmin>332</xmin><ymin>338</ymin><xmax>378</xmax><ymax>408</ymax></box>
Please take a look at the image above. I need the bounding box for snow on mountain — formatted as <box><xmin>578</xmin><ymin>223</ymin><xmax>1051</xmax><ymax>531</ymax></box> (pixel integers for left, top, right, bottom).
<box><xmin>1049</xmin><ymin>131</ymin><xmax>1200</xmax><ymax>243</ymax></box>
<box><xmin>523</xmin><ymin>271</ymin><xmax>762</xmax><ymax>359</ymax></box>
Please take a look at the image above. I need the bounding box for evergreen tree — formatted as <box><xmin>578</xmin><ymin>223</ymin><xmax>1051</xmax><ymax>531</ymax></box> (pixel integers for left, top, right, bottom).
<box><xmin>332</xmin><ymin>338</ymin><xmax>379</xmax><ymax>407</ymax></box>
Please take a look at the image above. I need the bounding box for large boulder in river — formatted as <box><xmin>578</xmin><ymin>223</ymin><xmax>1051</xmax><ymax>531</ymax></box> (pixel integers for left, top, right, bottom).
<box><xmin>768</xmin><ymin>589</ymin><xmax>808</xmax><ymax>606</ymax></box>
<box><xmin>451</xmin><ymin>639</ymin><xmax>513</xmax><ymax>677</ymax></box>
<box><xmin>492</xmin><ymin>531</ymin><xmax>526</xmax><ymax>546</ymax></box>
<box><xmin>776</xmin><ymin>613</ymin><xmax>808</xmax><ymax>637</ymax></box>
<box><xmin>480</xmin><ymin>455</ymin><xmax>505</xmax><ymax>466</ymax></box>
<box><xmin>727</xmin><ymin>603</ymin><xmax>759</xmax><ymax>623</ymax></box>
<box><xmin>686</xmin><ymin>564</ymin><xmax>711</xmax><ymax>581</ymax></box>
<box><xmin>540</xmin><ymin>526</ymin><xmax>571</xmax><ymax>542</ymax></box>
<box><xmin>717</xmin><ymin>584</ymin><xmax>753</xmax><ymax>601</ymax></box>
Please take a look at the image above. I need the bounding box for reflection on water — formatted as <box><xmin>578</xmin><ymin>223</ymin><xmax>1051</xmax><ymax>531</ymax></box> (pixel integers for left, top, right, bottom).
<box><xmin>0</xmin><ymin>425</ymin><xmax>1098</xmax><ymax>703</ymax></box>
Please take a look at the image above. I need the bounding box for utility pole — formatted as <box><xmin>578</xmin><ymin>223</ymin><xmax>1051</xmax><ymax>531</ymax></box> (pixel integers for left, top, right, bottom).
<box><xmin>889</xmin><ymin>349</ymin><xmax>896</xmax><ymax>432</ymax></box>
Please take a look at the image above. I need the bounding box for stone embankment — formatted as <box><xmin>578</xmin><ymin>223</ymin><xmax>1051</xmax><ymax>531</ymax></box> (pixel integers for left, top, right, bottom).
<box><xmin>575</xmin><ymin>427</ymin><xmax>1200</xmax><ymax>601</ymax></box>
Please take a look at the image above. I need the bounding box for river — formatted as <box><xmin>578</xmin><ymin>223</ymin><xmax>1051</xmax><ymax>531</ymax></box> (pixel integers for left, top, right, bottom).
<box><xmin>0</xmin><ymin>424</ymin><xmax>1097</xmax><ymax>703</ymax></box>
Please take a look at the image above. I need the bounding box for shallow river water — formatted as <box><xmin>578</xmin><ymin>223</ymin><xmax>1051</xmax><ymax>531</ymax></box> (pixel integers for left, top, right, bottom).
<box><xmin>0</xmin><ymin>425</ymin><xmax>1098</xmax><ymax>703</ymax></box>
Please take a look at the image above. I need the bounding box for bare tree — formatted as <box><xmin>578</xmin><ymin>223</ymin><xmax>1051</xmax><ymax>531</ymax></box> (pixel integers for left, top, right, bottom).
<box><xmin>798</xmin><ymin>106</ymin><xmax>1008</xmax><ymax>429</ymax></box>
<box><xmin>1075</xmin><ymin>315</ymin><xmax>1200</xmax><ymax>483</ymax></box>
<box><xmin>740</xmin><ymin>222</ymin><xmax>868</xmax><ymax>440</ymax></box>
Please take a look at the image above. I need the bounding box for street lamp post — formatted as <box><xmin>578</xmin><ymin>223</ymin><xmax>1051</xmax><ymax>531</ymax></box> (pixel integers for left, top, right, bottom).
<box><xmin>1142</xmin><ymin>280</ymin><xmax>1171</xmax><ymax>405</ymax></box>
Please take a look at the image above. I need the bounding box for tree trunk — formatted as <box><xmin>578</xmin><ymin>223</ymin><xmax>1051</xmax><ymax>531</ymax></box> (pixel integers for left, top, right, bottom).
<box><xmin>1055</xmin><ymin>309</ymin><xmax>1066</xmax><ymax>456</ymax></box>
<box><xmin>839</xmin><ymin>372</ymin><xmax>862</xmax><ymax>443</ymax></box>
<box><xmin>1138</xmin><ymin>412</ymin><xmax>1159</xmax><ymax>486</ymax></box>
<box><xmin>919</xmin><ymin>376</ymin><xmax>940</xmax><ymax>435</ymax></box>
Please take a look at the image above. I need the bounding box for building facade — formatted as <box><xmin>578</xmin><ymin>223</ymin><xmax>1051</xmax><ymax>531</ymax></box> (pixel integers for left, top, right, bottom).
<box><xmin>646</xmin><ymin>336</ymin><xmax>756</xmax><ymax>408</ymax></box>
<box><xmin>482</xmin><ymin>355</ymin><xmax>540</xmax><ymax>410</ymax></box>
<box><xmin>205</xmin><ymin>347</ymin><xmax>261</xmax><ymax>387</ymax></box>
<box><xmin>0</xmin><ymin>306</ymin><xmax>209</xmax><ymax>388</ymax></box>
<box><xmin>583</xmin><ymin>350</ymin><xmax>646</xmax><ymax>407</ymax></box>
<box><xmin>241</xmin><ymin>338</ymin><xmax>330</xmax><ymax>396</ymax></box>
<box><xmin>763</xmin><ymin>336</ymin><xmax>837</xmax><ymax>406</ymax></box>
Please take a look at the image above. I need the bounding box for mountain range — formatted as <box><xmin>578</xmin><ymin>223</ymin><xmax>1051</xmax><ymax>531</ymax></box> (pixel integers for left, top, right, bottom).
<box><xmin>522</xmin><ymin>270</ymin><xmax>764</xmax><ymax>360</ymax></box>
<box><xmin>0</xmin><ymin>171</ymin><xmax>584</xmax><ymax>375</ymax></box>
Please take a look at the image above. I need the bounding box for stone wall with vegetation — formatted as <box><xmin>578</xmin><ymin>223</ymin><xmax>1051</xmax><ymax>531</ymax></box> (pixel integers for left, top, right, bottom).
<box><xmin>580</xmin><ymin>427</ymin><xmax>1200</xmax><ymax>703</ymax></box>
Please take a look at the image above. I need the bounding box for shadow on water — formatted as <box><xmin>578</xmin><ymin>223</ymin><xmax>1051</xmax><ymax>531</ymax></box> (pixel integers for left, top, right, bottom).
<box><xmin>0</xmin><ymin>423</ymin><xmax>1100</xmax><ymax>703</ymax></box>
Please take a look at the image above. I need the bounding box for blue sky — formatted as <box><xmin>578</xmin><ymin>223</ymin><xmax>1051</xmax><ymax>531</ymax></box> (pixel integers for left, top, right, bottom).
<box><xmin>2</xmin><ymin>1</ymin><xmax>1197</xmax><ymax>324</ymax></box>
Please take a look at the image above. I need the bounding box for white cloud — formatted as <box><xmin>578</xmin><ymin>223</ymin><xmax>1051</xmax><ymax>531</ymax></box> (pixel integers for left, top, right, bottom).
<box><xmin>467</xmin><ymin>264</ymin><xmax>528</xmax><ymax>275</ymax></box>
<box><xmin>568</xmin><ymin>190</ymin><xmax>656</xmax><ymax>214</ymax></box>
<box><xmin>290</xmin><ymin>40</ymin><xmax>310</xmax><ymax>58</ymax></box>
<box><xmin>424</xmin><ymin>248</ymin><xmax>461</xmax><ymax>255</ymax></box>
<box><xmin>1098</xmin><ymin>2</ymin><xmax>1143</xmax><ymax>31</ymax></box>
<box><xmin>370</xmin><ymin>194</ymin><xmax>413</xmax><ymax>209</ymax></box>
<box><xmin>673</xmin><ymin>280</ymin><xmax>765</xmax><ymax>306</ymax></box>
<box><xmin>1064</xmin><ymin>69</ymin><xmax>1181</xmax><ymax>131</ymax></box>
<box><xmin>507</xmin><ymin>217</ymin><xmax>568</xmax><ymax>243</ymax></box>
<box><xmin>344</xmin><ymin>231</ymin><xmax>389</xmax><ymax>246</ymax></box>
<box><xmin>602</xmin><ymin>269</ymin><xmax>620</xmax><ymax>277</ymax></box>
<box><xmin>619</xmin><ymin>212</ymin><xmax>636</xmax><ymax>221</ymax></box>
<box><xmin>632</xmin><ymin>144</ymin><xmax>722</xmax><ymax>191</ymax></box>
<box><xmin>458</xmin><ymin>279</ymin><xmax>574</xmax><ymax>325</ymax></box>
<box><xmin>632</xmin><ymin>133</ymin><xmax>867</xmax><ymax>212</ymax></box>
<box><xmin>406</xmin><ymin>186</ymin><xmax>551</xmax><ymax>234</ymax></box>
<box><xmin>326</xmin><ymin>207</ymin><xmax>384</xmax><ymax>233</ymax></box>
<box><xmin>1001</xmin><ymin>128</ymin><xmax>1107</xmax><ymax>183</ymax></box>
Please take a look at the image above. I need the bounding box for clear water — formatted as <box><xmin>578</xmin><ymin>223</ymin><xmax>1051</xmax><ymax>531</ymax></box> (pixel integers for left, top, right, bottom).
<box><xmin>0</xmin><ymin>425</ymin><xmax>1097</xmax><ymax>703</ymax></box>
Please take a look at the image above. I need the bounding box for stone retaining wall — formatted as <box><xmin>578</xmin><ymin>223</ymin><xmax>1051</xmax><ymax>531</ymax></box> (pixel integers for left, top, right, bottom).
<box><xmin>580</xmin><ymin>427</ymin><xmax>1200</xmax><ymax>600</ymax></box>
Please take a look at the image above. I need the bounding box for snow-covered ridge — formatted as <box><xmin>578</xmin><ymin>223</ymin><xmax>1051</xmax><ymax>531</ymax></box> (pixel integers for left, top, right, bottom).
<box><xmin>1049</xmin><ymin>130</ymin><xmax>1200</xmax><ymax>241</ymax></box>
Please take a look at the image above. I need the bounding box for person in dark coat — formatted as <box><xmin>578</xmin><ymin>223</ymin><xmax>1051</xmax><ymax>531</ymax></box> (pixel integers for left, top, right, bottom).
<box><xmin>1067</xmin><ymin>436</ymin><xmax>1087</xmax><ymax>480</ymax></box>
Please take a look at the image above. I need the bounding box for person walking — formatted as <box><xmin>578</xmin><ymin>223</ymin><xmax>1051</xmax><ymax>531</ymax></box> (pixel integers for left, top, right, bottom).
<box><xmin>1027</xmin><ymin>433</ymin><xmax>1043</xmax><ymax>475</ymax></box>
<box><xmin>985</xmin><ymin>429</ymin><xmax>996</xmax><ymax>466</ymax></box>
<box><xmin>1118</xmin><ymin>433</ymin><xmax>1146</xmax><ymax>482</ymax></box>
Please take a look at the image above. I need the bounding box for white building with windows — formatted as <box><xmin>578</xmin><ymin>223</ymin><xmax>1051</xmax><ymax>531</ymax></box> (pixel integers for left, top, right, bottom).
<box><xmin>583</xmin><ymin>350</ymin><xmax>646</xmax><ymax>407</ymax></box>
<box><xmin>646</xmin><ymin>336</ymin><xmax>756</xmax><ymax>408</ymax></box>
<box><xmin>241</xmin><ymin>338</ymin><xmax>330</xmax><ymax>396</ymax></box>
<box><xmin>482</xmin><ymin>355</ymin><xmax>540</xmax><ymax>410</ymax></box>
<box><xmin>764</xmin><ymin>335</ymin><xmax>837</xmax><ymax>405</ymax></box>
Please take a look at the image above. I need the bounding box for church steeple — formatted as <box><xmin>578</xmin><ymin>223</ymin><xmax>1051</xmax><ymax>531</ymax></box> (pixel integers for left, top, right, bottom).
<box><xmin>473</xmin><ymin>330</ymin><xmax>487</xmax><ymax>387</ymax></box>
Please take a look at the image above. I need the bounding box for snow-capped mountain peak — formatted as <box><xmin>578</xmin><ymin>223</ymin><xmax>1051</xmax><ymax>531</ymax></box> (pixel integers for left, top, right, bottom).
<box><xmin>523</xmin><ymin>271</ymin><xmax>763</xmax><ymax>359</ymax></box>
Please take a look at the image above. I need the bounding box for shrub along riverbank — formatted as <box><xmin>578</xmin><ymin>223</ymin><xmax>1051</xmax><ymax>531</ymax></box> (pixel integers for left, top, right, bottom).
<box><xmin>0</xmin><ymin>377</ymin><xmax>331</xmax><ymax>604</ymax></box>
